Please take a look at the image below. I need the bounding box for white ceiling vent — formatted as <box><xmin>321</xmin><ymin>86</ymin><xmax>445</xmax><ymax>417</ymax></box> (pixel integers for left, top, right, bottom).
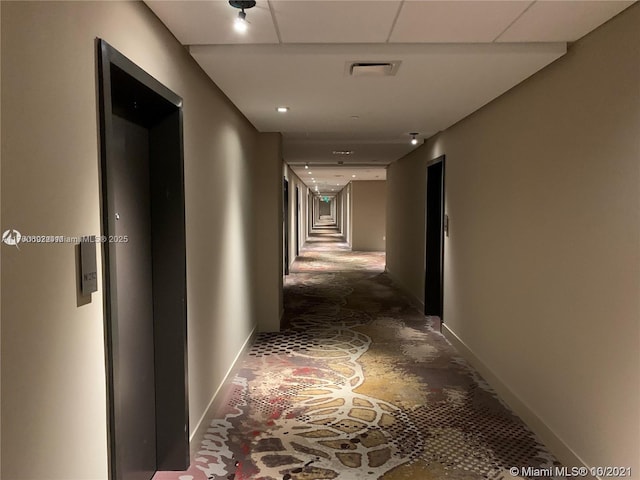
<box><xmin>347</xmin><ymin>61</ymin><xmax>401</xmax><ymax>77</ymax></box>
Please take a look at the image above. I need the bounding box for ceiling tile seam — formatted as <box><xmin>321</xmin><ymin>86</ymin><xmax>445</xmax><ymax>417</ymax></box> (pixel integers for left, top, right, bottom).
<box><xmin>386</xmin><ymin>0</ymin><xmax>405</xmax><ymax>44</ymax></box>
<box><xmin>267</xmin><ymin>0</ymin><xmax>283</xmax><ymax>44</ymax></box>
<box><xmin>492</xmin><ymin>0</ymin><xmax>537</xmax><ymax>43</ymax></box>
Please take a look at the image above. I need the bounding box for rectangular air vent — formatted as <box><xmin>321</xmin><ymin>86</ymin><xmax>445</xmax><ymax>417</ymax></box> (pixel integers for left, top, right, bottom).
<box><xmin>348</xmin><ymin>61</ymin><xmax>401</xmax><ymax>77</ymax></box>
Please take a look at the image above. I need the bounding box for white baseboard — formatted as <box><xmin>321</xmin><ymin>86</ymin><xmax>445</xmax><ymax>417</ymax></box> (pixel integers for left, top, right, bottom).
<box><xmin>189</xmin><ymin>326</ymin><xmax>257</xmax><ymax>442</ymax></box>
<box><xmin>384</xmin><ymin>267</ymin><xmax>425</xmax><ymax>312</ymax></box>
<box><xmin>442</xmin><ymin>324</ymin><xmax>597</xmax><ymax>479</ymax></box>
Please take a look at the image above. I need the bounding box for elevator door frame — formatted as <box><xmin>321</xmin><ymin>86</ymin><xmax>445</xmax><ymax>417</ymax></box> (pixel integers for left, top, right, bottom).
<box><xmin>283</xmin><ymin>177</ymin><xmax>290</xmax><ymax>275</ymax></box>
<box><xmin>295</xmin><ymin>186</ymin><xmax>300</xmax><ymax>257</ymax></box>
<box><xmin>97</xmin><ymin>39</ymin><xmax>189</xmax><ymax>480</ymax></box>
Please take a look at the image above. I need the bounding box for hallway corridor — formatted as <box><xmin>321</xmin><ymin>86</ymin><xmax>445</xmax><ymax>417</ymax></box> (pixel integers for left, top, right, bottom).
<box><xmin>158</xmin><ymin>225</ymin><xmax>563</xmax><ymax>480</ymax></box>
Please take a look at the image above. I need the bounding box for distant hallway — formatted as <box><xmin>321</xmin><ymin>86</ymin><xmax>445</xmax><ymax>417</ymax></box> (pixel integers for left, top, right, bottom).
<box><xmin>156</xmin><ymin>229</ymin><xmax>563</xmax><ymax>480</ymax></box>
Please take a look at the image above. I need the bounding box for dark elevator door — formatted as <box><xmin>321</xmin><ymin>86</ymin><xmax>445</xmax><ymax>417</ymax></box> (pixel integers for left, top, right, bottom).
<box><xmin>112</xmin><ymin>115</ymin><xmax>157</xmax><ymax>480</ymax></box>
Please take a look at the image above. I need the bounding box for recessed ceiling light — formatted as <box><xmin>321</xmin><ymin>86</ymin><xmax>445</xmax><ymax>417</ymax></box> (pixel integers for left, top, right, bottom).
<box><xmin>352</xmin><ymin>174</ymin><xmax>356</xmax><ymax>178</ymax></box>
<box><xmin>276</xmin><ymin>106</ymin><xmax>289</xmax><ymax>113</ymax></box>
<box><xmin>308</xmin><ymin>171</ymin><xmax>312</xmax><ymax>174</ymax></box>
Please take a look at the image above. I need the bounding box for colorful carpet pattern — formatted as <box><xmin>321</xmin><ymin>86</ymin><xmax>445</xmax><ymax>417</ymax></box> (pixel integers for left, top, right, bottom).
<box><xmin>156</xmin><ymin>226</ymin><xmax>564</xmax><ymax>480</ymax></box>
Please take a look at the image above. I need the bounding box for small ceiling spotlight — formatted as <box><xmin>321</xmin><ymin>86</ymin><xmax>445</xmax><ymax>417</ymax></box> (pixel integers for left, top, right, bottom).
<box><xmin>229</xmin><ymin>0</ymin><xmax>256</xmax><ymax>34</ymax></box>
<box><xmin>352</xmin><ymin>174</ymin><xmax>356</xmax><ymax>178</ymax></box>
<box><xmin>410</xmin><ymin>132</ymin><xmax>419</xmax><ymax>146</ymax></box>
<box><xmin>234</xmin><ymin>13</ymin><xmax>248</xmax><ymax>33</ymax></box>
<box><xmin>276</xmin><ymin>106</ymin><xmax>289</xmax><ymax>113</ymax></box>
<box><xmin>305</xmin><ymin>164</ymin><xmax>309</xmax><ymax>169</ymax></box>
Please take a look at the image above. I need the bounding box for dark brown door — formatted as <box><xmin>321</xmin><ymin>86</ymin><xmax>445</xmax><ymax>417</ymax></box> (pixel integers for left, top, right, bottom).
<box><xmin>425</xmin><ymin>157</ymin><xmax>445</xmax><ymax>318</ymax></box>
<box><xmin>112</xmin><ymin>116</ymin><xmax>157</xmax><ymax>480</ymax></box>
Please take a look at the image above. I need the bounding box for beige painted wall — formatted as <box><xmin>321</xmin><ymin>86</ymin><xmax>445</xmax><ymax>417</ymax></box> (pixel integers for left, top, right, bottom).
<box><xmin>252</xmin><ymin>135</ymin><xmax>284</xmax><ymax>332</ymax></box>
<box><xmin>385</xmin><ymin>149</ymin><xmax>427</xmax><ymax>307</ymax></box>
<box><xmin>1</xmin><ymin>2</ymin><xmax>281</xmax><ymax>479</ymax></box>
<box><xmin>386</xmin><ymin>4</ymin><xmax>639</xmax><ymax>474</ymax></box>
<box><xmin>351</xmin><ymin>181</ymin><xmax>387</xmax><ymax>252</ymax></box>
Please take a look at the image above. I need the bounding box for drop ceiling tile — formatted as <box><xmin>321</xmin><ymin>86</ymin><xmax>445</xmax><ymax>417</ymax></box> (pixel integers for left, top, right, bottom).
<box><xmin>289</xmin><ymin>165</ymin><xmax>387</xmax><ymax>194</ymax></box>
<box><xmin>389</xmin><ymin>1</ymin><xmax>533</xmax><ymax>43</ymax></box>
<box><xmin>190</xmin><ymin>42</ymin><xmax>566</xmax><ymax>147</ymax></box>
<box><xmin>271</xmin><ymin>0</ymin><xmax>401</xmax><ymax>43</ymax></box>
<box><xmin>285</xmin><ymin>139</ymin><xmax>416</xmax><ymax>166</ymax></box>
<box><xmin>497</xmin><ymin>1</ymin><xmax>634</xmax><ymax>42</ymax></box>
<box><xmin>144</xmin><ymin>0</ymin><xmax>279</xmax><ymax>45</ymax></box>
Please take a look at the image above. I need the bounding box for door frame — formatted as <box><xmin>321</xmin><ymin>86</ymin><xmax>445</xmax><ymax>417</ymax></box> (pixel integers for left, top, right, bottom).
<box><xmin>424</xmin><ymin>155</ymin><xmax>446</xmax><ymax>319</ymax></box>
<box><xmin>295</xmin><ymin>186</ymin><xmax>300</xmax><ymax>256</ymax></box>
<box><xmin>283</xmin><ymin>177</ymin><xmax>290</xmax><ymax>275</ymax></box>
<box><xmin>97</xmin><ymin>38</ymin><xmax>189</xmax><ymax>478</ymax></box>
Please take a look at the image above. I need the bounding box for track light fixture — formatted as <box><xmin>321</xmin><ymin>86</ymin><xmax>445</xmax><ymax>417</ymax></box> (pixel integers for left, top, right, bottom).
<box><xmin>229</xmin><ymin>0</ymin><xmax>256</xmax><ymax>33</ymax></box>
<box><xmin>410</xmin><ymin>132</ymin><xmax>419</xmax><ymax>145</ymax></box>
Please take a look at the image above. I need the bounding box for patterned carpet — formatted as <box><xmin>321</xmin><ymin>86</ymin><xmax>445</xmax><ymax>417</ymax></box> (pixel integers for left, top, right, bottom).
<box><xmin>155</xmin><ymin>223</ymin><xmax>564</xmax><ymax>480</ymax></box>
